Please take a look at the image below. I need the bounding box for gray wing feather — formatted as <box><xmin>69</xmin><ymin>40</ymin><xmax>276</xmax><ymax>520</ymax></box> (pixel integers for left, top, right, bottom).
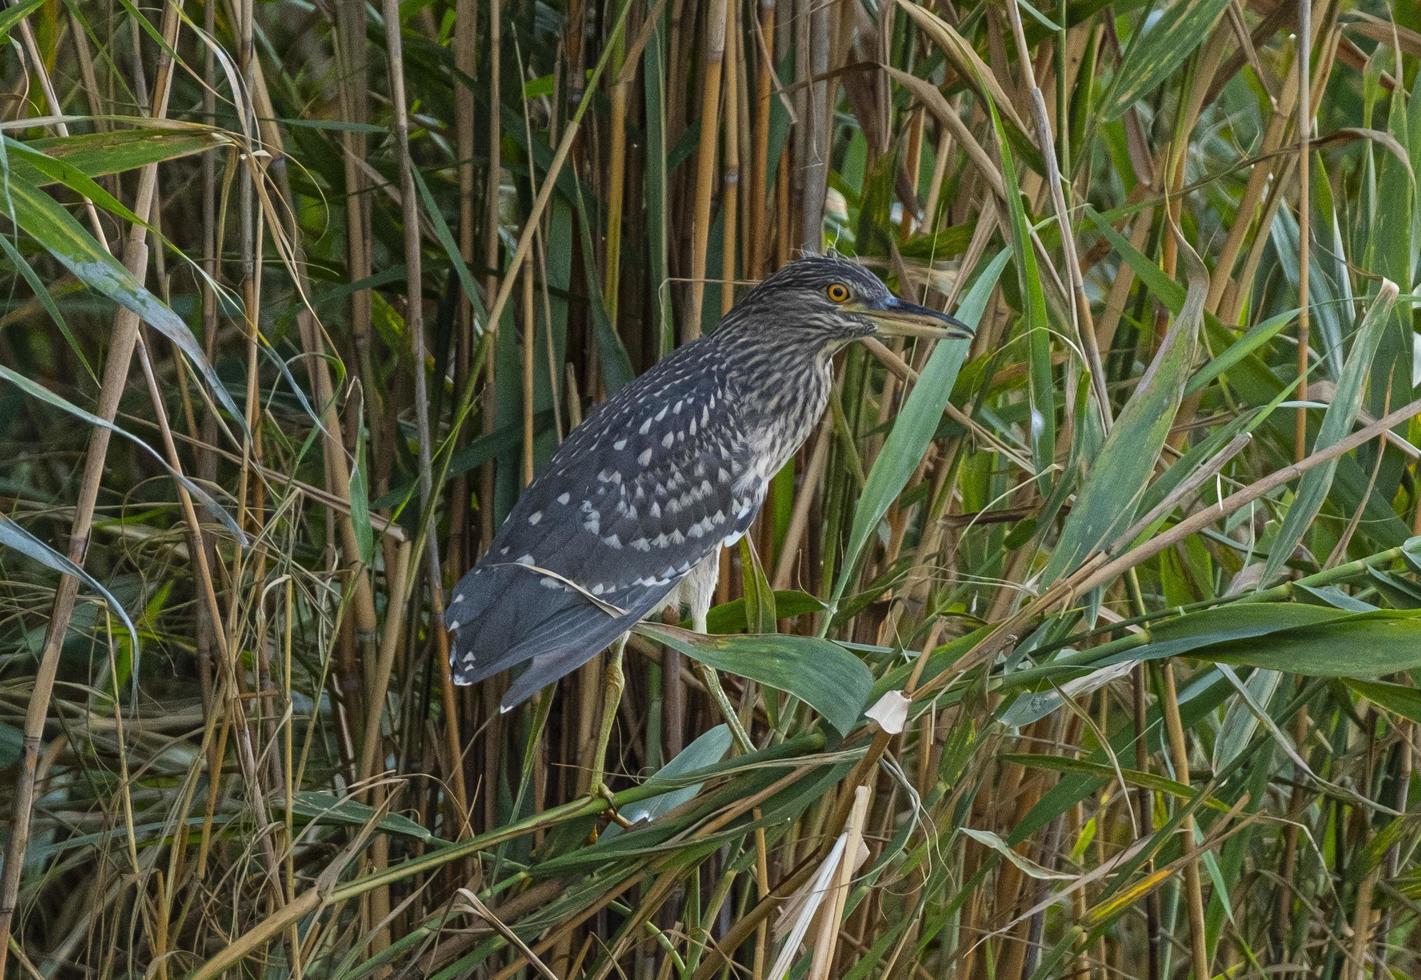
<box><xmin>446</xmin><ymin>345</ymin><xmax>761</xmax><ymax>709</ymax></box>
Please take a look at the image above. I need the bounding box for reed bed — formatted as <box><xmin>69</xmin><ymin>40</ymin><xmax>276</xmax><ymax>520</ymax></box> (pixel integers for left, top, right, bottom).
<box><xmin>1</xmin><ymin>0</ymin><xmax>1420</xmax><ymax>976</ymax></box>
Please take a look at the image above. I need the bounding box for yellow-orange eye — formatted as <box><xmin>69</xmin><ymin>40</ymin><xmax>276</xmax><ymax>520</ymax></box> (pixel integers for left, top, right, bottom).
<box><xmin>826</xmin><ymin>283</ymin><xmax>850</xmax><ymax>303</ymax></box>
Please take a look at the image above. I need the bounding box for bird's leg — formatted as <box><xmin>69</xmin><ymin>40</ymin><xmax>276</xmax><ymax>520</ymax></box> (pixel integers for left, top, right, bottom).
<box><xmin>587</xmin><ymin>634</ymin><xmax>628</xmax><ymax>804</ymax></box>
<box><xmin>692</xmin><ymin>610</ymin><xmax>754</xmax><ymax>753</ymax></box>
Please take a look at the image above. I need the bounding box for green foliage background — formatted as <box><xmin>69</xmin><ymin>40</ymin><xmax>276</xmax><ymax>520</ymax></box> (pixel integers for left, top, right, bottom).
<box><xmin>1</xmin><ymin>0</ymin><xmax>1421</xmax><ymax>976</ymax></box>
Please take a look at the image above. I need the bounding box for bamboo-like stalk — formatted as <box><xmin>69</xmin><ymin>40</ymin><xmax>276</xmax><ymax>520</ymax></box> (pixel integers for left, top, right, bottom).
<box><xmin>604</xmin><ymin>11</ymin><xmax>630</xmax><ymax>321</ymax></box>
<box><xmin>799</xmin><ymin>0</ymin><xmax>830</xmax><ymax>246</ymax></box>
<box><xmin>749</xmin><ymin>0</ymin><xmax>776</xmax><ymax>277</ymax></box>
<box><xmin>1160</xmin><ymin>663</ymin><xmax>1210</xmax><ymax>979</ymax></box>
<box><xmin>720</xmin><ymin>0</ymin><xmax>740</xmax><ymax>318</ymax></box>
<box><xmin>685</xmin><ymin>0</ymin><xmax>729</xmax><ymax>337</ymax></box>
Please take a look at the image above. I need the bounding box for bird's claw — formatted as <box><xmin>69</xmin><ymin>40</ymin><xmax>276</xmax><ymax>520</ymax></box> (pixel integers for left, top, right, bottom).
<box><xmin>583</xmin><ymin>785</ymin><xmax>632</xmax><ymax>844</ymax></box>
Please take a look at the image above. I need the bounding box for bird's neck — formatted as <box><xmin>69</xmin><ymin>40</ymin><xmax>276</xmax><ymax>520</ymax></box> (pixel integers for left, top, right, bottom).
<box><xmin>719</xmin><ymin>332</ymin><xmax>836</xmax><ymax>477</ymax></box>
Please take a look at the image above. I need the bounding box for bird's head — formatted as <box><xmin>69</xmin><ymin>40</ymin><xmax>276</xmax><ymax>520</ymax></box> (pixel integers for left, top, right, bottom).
<box><xmin>729</xmin><ymin>254</ymin><xmax>975</xmax><ymax>349</ymax></box>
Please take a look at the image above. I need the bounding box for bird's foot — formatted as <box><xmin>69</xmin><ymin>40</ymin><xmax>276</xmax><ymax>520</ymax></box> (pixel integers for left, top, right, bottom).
<box><xmin>596</xmin><ymin>785</ymin><xmax>633</xmax><ymax>827</ymax></box>
<box><xmin>583</xmin><ymin>784</ymin><xmax>632</xmax><ymax>844</ymax></box>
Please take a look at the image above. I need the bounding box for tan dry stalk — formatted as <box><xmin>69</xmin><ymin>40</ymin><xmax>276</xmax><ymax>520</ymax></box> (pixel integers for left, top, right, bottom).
<box><xmin>686</xmin><ymin>0</ymin><xmax>730</xmax><ymax>337</ymax></box>
<box><xmin>1160</xmin><ymin>663</ymin><xmax>1211</xmax><ymax>979</ymax></box>
<box><xmin>335</xmin><ymin>0</ymin><xmax>382</xmax><ymax>481</ymax></box>
<box><xmin>720</xmin><ymin>0</ymin><xmax>742</xmax><ymax>317</ymax></box>
<box><xmin>809</xmin><ymin>784</ymin><xmax>871</xmax><ymax>978</ymax></box>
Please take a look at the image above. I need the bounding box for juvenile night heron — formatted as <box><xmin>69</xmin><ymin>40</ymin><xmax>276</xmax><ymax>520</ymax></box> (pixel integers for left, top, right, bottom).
<box><xmin>445</xmin><ymin>255</ymin><xmax>972</xmax><ymax>792</ymax></box>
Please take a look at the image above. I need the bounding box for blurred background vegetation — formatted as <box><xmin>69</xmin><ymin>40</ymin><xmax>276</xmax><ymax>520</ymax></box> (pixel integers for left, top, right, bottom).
<box><xmin>2</xmin><ymin>0</ymin><xmax>1421</xmax><ymax>976</ymax></box>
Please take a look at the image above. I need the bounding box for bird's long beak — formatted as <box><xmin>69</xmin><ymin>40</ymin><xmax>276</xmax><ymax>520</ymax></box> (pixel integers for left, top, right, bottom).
<box><xmin>853</xmin><ymin>295</ymin><xmax>975</xmax><ymax>340</ymax></box>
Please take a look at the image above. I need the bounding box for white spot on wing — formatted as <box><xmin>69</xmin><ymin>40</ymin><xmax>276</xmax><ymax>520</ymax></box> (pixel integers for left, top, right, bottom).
<box><xmin>528</xmin><ymin>511</ymin><xmax>542</xmax><ymax>525</ymax></box>
<box><xmin>557</xmin><ymin>492</ymin><xmax>570</xmax><ymax>505</ymax></box>
<box><xmin>639</xmin><ymin>448</ymin><xmax>653</xmax><ymax>466</ymax></box>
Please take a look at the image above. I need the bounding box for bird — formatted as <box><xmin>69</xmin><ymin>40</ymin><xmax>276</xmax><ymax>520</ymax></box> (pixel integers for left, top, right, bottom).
<box><xmin>445</xmin><ymin>254</ymin><xmax>973</xmax><ymax>793</ymax></box>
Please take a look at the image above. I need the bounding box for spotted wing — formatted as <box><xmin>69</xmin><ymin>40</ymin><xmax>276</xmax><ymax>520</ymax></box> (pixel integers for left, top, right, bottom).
<box><xmin>445</xmin><ymin>346</ymin><xmax>762</xmax><ymax>709</ymax></box>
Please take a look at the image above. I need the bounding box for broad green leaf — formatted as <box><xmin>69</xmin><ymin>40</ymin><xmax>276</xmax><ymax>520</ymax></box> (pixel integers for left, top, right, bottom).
<box><xmin>614</xmin><ymin>724</ymin><xmax>733</xmax><ymax>829</ymax></box>
<box><xmin>1184</xmin><ymin>307</ymin><xmax>1297</xmax><ymax>396</ymax></box>
<box><xmin>1103</xmin><ymin>603</ymin><xmax>1421</xmax><ymax>677</ymax></box>
<box><xmin>1363</xmin><ymin>73</ymin><xmax>1421</xmax><ymax>453</ymax></box>
<box><xmin>1199</xmin><ymin>611</ymin><xmax>1421</xmax><ymax>676</ymax></box>
<box><xmin>1102</xmin><ymin>0</ymin><xmax>1232</xmax><ymax>120</ymax></box>
<box><xmin>284</xmin><ymin>791</ymin><xmax>445</xmax><ymax>843</ymax></box>
<box><xmin>4</xmin><ymin>138</ymin><xmax>145</xmax><ymax>226</ymax></box>
<box><xmin>705</xmin><ymin>590</ymin><xmax>823</xmax><ymax>634</ymax></box>
<box><xmin>1</xmin><ymin>173</ymin><xmax>244</xmax><ymax>425</ymax></box>
<box><xmin>1098</xmin><ymin>603</ymin><xmax>1344</xmax><ymax>668</ymax></box>
<box><xmin>1341</xmin><ymin>678</ymin><xmax>1421</xmax><ymax>724</ymax></box>
<box><xmin>1043</xmin><ymin>232</ymin><xmax>1206</xmax><ymax>581</ymax></box>
<box><xmin>831</xmin><ymin>248</ymin><xmax>1008</xmax><ymax>602</ymax></box>
<box><xmin>636</xmin><ymin>623</ymin><xmax>873</xmax><ymax>735</ymax></box>
<box><xmin>960</xmin><ymin>827</ymin><xmax>1072</xmax><ymax>880</ymax></box>
<box><xmin>993</xmin><ymin>98</ymin><xmax>1055</xmax><ymax>491</ymax></box>
<box><xmin>1213</xmin><ymin>667</ymin><xmax>1283</xmax><ymax>771</ymax></box>
<box><xmin>1260</xmin><ymin>280</ymin><xmax>1399</xmax><ymax>584</ymax></box>
<box><xmin>0</xmin><ymin>0</ymin><xmax>44</xmax><ymax>41</ymax></box>
<box><xmin>1000</xmin><ymin>660</ymin><xmax>1132</xmax><ymax>727</ymax></box>
<box><xmin>0</xmin><ymin>515</ymin><xmax>140</xmax><ymax>664</ymax></box>
<box><xmin>22</xmin><ymin>128</ymin><xmax>232</xmax><ymax>183</ymax></box>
